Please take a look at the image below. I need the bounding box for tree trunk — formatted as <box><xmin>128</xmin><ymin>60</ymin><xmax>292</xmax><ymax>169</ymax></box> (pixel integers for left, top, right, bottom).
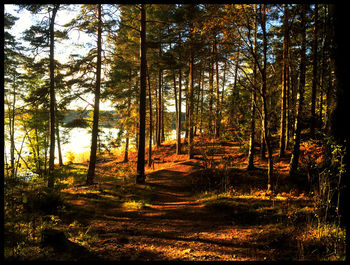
<box><xmin>10</xmin><ymin>75</ymin><xmax>16</xmax><ymax>178</ymax></box>
<box><xmin>156</xmin><ymin>44</ymin><xmax>162</xmax><ymax>147</ymax></box>
<box><xmin>124</xmin><ymin>136</ymin><xmax>129</xmax><ymax>163</ymax></box>
<box><xmin>155</xmin><ymin>79</ymin><xmax>158</xmax><ymax>145</ymax></box>
<box><xmin>285</xmin><ymin>56</ymin><xmax>291</xmax><ymax>150</ymax></box>
<box><xmin>48</xmin><ymin>4</ymin><xmax>59</xmax><ymax>188</ymax></box>
<box><xmin>260</xmin><ymin>4</ymin><xmax>273</xmax><ymax>190</ymax></box>
<box><xmin>289</xmin><ymin>5</ymin><xmax>306</xmax><ymax>177</ymax></box>
<box><xmin>161</xmin><ymin>86</ymin><xmax>165</xmax><ymax>142</ymax></box>
<box><xmin>199</xmin><ymin>62</ymin><xmax>205</xmax><ymax>135</ymax></box>
<box><xmin>194</xmin><ymin>64</ymin><xmax>202</xmax><ymax>136</ymax></box>
<box><xmin>136</xmin><ymin>3</ymin><xmax>147</xmax><ymax>184</ymax></box>
<box><xmin>188</xmin><ymin>12</ymin><xmax>194</xmax><ymax>159</ymax></box>
<box><xmin>248</xmin><ymin>6</ymin><xmax>258</xmax><ymax>170</ymax></box>
<box><xmin>176</xmin><ymin>68</ymin><xmax>182</xmax><ymax>154</ymax></box>
<box><xmin>231</xmin><ymin>46</ymin><xmax>240</xmax><ymax>129</ymax></box>
<box><xmin>208</xmin><ymin>43</ymin><xmax>214</xmax><ymax>136</ymax></box>
<box><xmin>124</xmin><ymin>86</ymin><xmax>131</xmax><ymax>163</ymax></box>
<box><xmin>329</xmin><ymin>4</ymin><xmax>349</xmax><ymax>225</ymax></box>
<box><xmin>310</xmin><ymin>4</ymin><xmax>319</xmax><ymax>138</ymax></box>
<box><xmin>214</xmin><ymin>36</ymin><xmax>221</xmax><ymax>139</ymax></box>
<box><xmin>86</xmin><ymin>4</ymin><xmax>102</xmax><ymax>185</ymax></box>
<box><xmin>319</xmin><ymin>8</ymin><xmax>327</xmax><ymax>130</ymax></box>
<box><xmin>147</xmin><ymin>62</ymin><xmax>153</xmax><ymax>167</ymax></box>
<box><xmin>55</xmin><ymin>117</ymin><xmax>63</xmax><ymax>167</ymax></box>
<box><xmin>185</xmin><ymin>77</ymin><xmax>189</xmax><ymax>141</ymax></box>
<box><xmin>247</xmin><ymin>90</ymin><xmax>256</xmax><ymax>170</ymax></box>
<box><xmin>279</xmin><ymin>4</ymin><xmax>289</xmax><ymax>157</ymax></box>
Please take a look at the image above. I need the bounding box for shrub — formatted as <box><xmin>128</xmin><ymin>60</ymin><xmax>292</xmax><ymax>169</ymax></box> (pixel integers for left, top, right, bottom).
<box><xmin>23</xmin><ymin>188</ymin><xmax>64</xmax><ymax>215</ymax></box>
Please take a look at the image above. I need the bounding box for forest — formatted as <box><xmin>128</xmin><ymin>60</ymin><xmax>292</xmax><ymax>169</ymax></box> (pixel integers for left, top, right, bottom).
<box><xmin>4</xmin><ymin>4</ymin><xmax>349</xmax><ymax>261</ymax></box>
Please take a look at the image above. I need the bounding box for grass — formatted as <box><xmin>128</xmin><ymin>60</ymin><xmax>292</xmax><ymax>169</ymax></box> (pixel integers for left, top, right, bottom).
<box><xmin>4</xmin><ymin>136</ymin><xmax>346</xmax><ymax>261</ymax></box>
<box><xmin>122</xmin><ymin>200</ymin><xmax>151</xmax><ymax>210</ymax></box>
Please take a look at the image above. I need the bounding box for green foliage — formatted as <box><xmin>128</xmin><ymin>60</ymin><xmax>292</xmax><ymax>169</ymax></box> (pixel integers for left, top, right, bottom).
<box><xmin>313</xmin><ymin>136</ymin><xmax>346</xmax><ymax>227</ymax></box>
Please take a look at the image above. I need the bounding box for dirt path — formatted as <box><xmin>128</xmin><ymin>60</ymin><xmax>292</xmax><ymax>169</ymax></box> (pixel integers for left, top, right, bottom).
<box><xmin>86</xmin><ymin>159</ymin><xmax>276</xmax><ymax>261</ymax></box>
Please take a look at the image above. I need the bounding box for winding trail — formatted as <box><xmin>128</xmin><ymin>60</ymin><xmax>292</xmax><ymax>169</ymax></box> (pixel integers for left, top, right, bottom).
<box><xmin>86</xmin><ymin>159</ymin><xmax>273</xmax><ymax>261</ymax></box>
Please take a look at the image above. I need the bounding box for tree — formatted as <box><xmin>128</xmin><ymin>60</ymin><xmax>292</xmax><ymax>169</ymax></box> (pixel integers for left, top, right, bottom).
<box><xmin>86</xmin><ymin>4</ymin><xmax>102</xmax><ymax>185</ymax></box>
<box><xmin>289</xmin><ymin>4</ymin><xmax>307</xmax><ymax>177</ymax></box>
<box><xmin>136</xmin><ymin>4</ymin><xmax>147</xmax><ymax>184</ymax></box>
<box><xmin>279</xmin><ymin>4</ymin><xmax>289</xmax><ymax>157</ymax></box>
<box><xmin>21</xmin><ymin>4</ymin><xmax>62</xmax><ymax>187</ymax></box>
<box><xmin>48</xmin><ymin>5</ymin><xmax>60</xmax><ymax>187</ymax></box>
<box><xmin>259</xmin><ymin>4</ymin><xmax>273</xmax><ymax>190</ymax></box>
<box><xmin>187</xmin><ymin>5</ymin><xmax>195</xmax><ymax>159</ymax></box>
<box><xmin>328</xmin><ymin>4</ymin><xmax>349</xmax><ymax>225</ymax></box>
<box><xmin>310</xmin><ymin>4</ymin><xmax>319</xmax><ymax>138</ymax></box>
<box><xmin>4</xmin><ymin>12</ymin><xmax>25</xmax><ymax>178</ymax></box>
<box><xmin>247</xmin><ymin>5</ymin><xmax>258</xmax><ymax>170</ymax></box>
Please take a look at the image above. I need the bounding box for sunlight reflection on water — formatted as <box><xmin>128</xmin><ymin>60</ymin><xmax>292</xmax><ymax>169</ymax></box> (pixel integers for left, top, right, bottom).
<box><xmin>5</xmin><ymin>127</ymin><xmax>184</xmax><ymax>165</ymax></box>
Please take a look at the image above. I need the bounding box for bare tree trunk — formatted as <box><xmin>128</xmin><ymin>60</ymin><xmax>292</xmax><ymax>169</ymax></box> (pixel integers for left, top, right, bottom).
<box><xmin>214</xmin><ymin>36</ymin><xmax>221</xmax><ymax>139</ymax></box>
<box><xmin>10</xmin><ymin>76</ymin><xmax>16</xmax><ymax>178</ymax></box>
<box><xmin>248</xmin><ymin>6</ymin><xmax>258</xmax><ymax>170</ymax></box>
<box><xmin>199</xmin><ymin>62</ymin><xmax>205</xmax><ymax>135</ymax></box>
<box><xmin>136</xmin><ymin>3</ymin><xmax>147</xmax><ymax>184</ymax></box>
<box><xmin>155</xmin><ymin>79</ymin><xmax>158</xmax><ymax>145</ymax></box>
<box><xmin>194</xmin><ymin>64</ymin><xmax>202</xmax><ymax>136</ymax></box>
<box><xmin>48</xmin><ymin>4</ymin><xmax>59</xmax><ymax>188</ymax></box>
<box><xmin>124</xmin><ymin>136</ymin><xmax>129</xmax><ymax>163</ymax></box>
<box><xmin>56</xmin><ymin>119</ymin><xmax>63</xmax><ymax>167</ymax></box>
<box><xmin>285</xmin><ymin>57</ymin><xmax>291</xmax><ymax>150</ymax></box>
<box><xmin>157</xmin><ymin>44</ymin><xmax>162</xmax><ymax>147</ymax></box>
<box><xmin>55</xmin><ymin>103</ymin><xmax>63</xmax><ymax>166</ymax></box>
<box><xmin>260</xmin><ymin>4</ymin><xmax>273</xmax><ymax>190</ymax></box>
<box><xmin>319</xmin><ymin>9</ymin><xmax>327</xmax><ymax>130</ymax></box>
<box><xmin>86</xmin><ymin>4</ymin><xmax>102</xmax><ymax>185</ymax></box>
<box><xmin>146</xmin><ymin>62</ymin><xmax>153</xmax><ymax>167</ymax></box>
<box><xmin>124</xmin><ymin>84</ymin><xmax>131</xmax><ymax>163</ymax></box>
<box><xmin>310</xmin><ymin>4</ymin><xmax>319</xmax><ymax>138</ymax></box>
<box><xmin>161</xmin><ymin>86</ymin><xmax>165</xmax><ymax>142</ymax></box>
<box><xmin>188</xmin><ymin>10</ymin><xmax>195</xmax><ymax>159</ymax></box>
<box><xmin>230</xmin><ymin>46</ymin><xmax>240</xmax><ymax>129</ymax></box>
<box><xmin>289</xmin><ymin>5</ymin><xmax>306</xmax><ymax>177</ymax></box>
<box><xmin>279</xmin><ymin>4</ymin><xmax>289</xmax><ymax>157</ymax></box>
<box><xmin>185</xmin><ymin>77</ymin><xmax>189</xmax><ymax>141</ymax></box>
<box><xmin>208</xmin><ymin>43</ymin><xmax>214</xmax><ymax>136</ymax></box>
<box><xmin>177</xmin><ymin>68</ymin><xmax>182</xmax><ymax>154</ymax></box>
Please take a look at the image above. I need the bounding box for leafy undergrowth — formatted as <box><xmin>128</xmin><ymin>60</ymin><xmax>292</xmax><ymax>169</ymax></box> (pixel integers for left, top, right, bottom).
<box><xmin>4</xmin><ymin>136</ymin><xmax>346</xmax><ymax>261</ymax></box>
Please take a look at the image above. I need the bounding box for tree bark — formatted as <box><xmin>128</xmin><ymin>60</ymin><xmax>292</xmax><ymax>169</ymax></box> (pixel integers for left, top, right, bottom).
<box><xmin>86</xmin><ymin>4</ymin><xmax>102</xmax><ymax>185</ymax></box>
<box><xmin>10</xmin><ymin>75</ymin><xmax>16</xmax><ymax>178</ymax></box>
<box><xmin>55</xmin><ymin>107</ymin><xmax>63</xmax><ymax>167</ymax></box>
<box><xmin>289</xmin><ymin>5</ymin><xmax>306</xmax><ymax>177</ymax></box>
<box><xmin>208</xmin><ymin>42</ymin><xmax>214</xmax><ymax>136</ymax></box>
<box><xmin>279</xmin><ymin>4</ymin><xmax>289</xmax><ymax>157</ymax></box>
<box><xmin>147</xmin><ymin>62</ymin><xmax>153</xmax><ymax>167</ymax></box>
<box><xmin>260</xmin><ymin>4</ymin><xmax>273</xmax><ymax>190</ymax></box>
<box><xmin>48</xmin><ymin>4</ymin><xmax>59</xmax><ymax>188</ymax></box>
<box><xmin>199</xmin><ymin>61</ymin><xmax>205</xmax><ymax>135</ymax></box>
<box><xmin>188</xmin><ymin>11</ymin><xmax>194</xmax><ymax>159</ymax></box>
<box><xmin>248</xmin><ymin>6</ymin><xmax>258</xmax><ymax>170</ymax></box>
<box><xmin>214</xmin><ymin>36</ymin><xmax>221</xmax><ymax>139</ymax></box>
<box><xmin>176</xmin><ymin>68</ymin><xmax>182</xmax><ymax>154</ymax></box>
<box><xmin>310</xmin><ymin>4</ymin><xmax>319</xmax><ymax>138</ymax></box>
<box><xmin>156</xmin><ymin>44</ymin><xmax>162</xmax><ymax>147</ymax></box>
<box><xmin>124</xmin><ymin>80</ymin><xmax>131</xmax><ymax>163</ymax></box>
<box><xmin>136</xmin><ymin>3</ymin><xmax>147</xmax><ymax>184</ymax></box>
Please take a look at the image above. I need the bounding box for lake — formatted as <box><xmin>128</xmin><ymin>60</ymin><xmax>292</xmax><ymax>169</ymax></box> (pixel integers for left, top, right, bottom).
<box><xmin>5</xmin><ymin>126</ymin><xmax>183</xmax><ymax>166</ymax></box>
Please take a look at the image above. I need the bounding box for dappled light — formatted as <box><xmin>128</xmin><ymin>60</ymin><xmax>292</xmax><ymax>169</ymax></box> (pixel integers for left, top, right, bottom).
<box><xmin>4</xmin><ymin>3</ymin><xmax>347</xmax><ymax>262</ymax></box>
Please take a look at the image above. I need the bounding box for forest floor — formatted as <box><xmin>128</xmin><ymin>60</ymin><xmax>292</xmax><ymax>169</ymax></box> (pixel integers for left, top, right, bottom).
<box><xmin>54</xmin><ymin>136</ymin><xmax>344</xmax><ymax>261</ymax></box>
<box><xmin>5</xmin><ymin>136</ymin><xmax>345</xmax><ymax>261</ymax></box>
